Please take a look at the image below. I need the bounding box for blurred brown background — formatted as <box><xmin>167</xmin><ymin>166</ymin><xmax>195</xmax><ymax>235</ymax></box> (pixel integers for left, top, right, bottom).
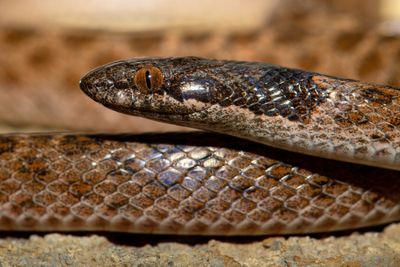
<box><xmin>0</xmin><ymin>0</ymin><xmax>399</xmax><ymax>133</ymax></box>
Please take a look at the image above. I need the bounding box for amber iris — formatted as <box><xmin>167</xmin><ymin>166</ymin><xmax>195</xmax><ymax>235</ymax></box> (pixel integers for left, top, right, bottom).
<box><xmin>134</xmin><ymin>66</ymin><xmax>164</xmax><ymax>93</ymax></box>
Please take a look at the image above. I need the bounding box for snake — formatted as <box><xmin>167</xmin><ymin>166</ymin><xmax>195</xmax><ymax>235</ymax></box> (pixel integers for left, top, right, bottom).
<box><xmin>0</xmin><ymin>57</ymin><xmax>399</xmax><ymax>235</ymax></box>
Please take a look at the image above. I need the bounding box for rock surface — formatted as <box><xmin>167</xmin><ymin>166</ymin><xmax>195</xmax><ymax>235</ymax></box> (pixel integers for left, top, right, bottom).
<box><xmin>0</xmin><ymin>223</ymin><xmax>399</xmax><ymax>266</ymax></box>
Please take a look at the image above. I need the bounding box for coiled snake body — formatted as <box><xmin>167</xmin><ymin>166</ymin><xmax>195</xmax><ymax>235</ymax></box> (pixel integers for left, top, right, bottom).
<box><xmin>1</xmin><ymin>57</ymin><xmax>399</xmax><ymax>235</ymax></box>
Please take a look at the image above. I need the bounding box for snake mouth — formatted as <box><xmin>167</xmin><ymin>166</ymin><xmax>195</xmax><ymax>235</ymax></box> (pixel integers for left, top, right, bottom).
<box><xmin>125</xmin><ymin>106</ymin><xmax>196</xmax><ymax>119</ymax></box>
<box><xmin>101</xmin><ymin>103</ymin><xmax>190</xmax><ymax>126</ymax></box>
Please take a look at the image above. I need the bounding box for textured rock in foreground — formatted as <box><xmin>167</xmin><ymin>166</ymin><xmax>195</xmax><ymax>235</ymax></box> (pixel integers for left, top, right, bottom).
<box><xmin>0</xmin><ymin>224</ymin><xmax>399</xmax><ymax>267</ymax></box>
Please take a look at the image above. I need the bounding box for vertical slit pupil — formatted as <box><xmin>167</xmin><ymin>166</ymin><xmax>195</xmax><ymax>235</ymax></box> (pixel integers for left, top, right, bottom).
<box><xmin>145</xmin><ymin>70</ymin><xmax>152</xmax><ymax>89</ymax></box>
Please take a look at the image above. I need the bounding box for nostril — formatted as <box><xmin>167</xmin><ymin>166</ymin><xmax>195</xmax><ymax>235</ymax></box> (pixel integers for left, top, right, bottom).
<box><xmin>79</xmin><ymin>76</ymin><xmax>95</xmax><ymax>98</ymax></box>
<box><xmin>114</xmin><ymin>80</ymin><xmax>129</xmax><ymax>89</ymax></box>
<box><xmin>79</xmin><ymin>77</ymin><xmax>88</xmax><ymax>91</ymax></box>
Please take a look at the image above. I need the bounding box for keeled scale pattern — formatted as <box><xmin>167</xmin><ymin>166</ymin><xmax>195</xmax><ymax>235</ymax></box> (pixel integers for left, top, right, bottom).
<box><xmin>0</xmin><ymin>134</ymin><xmax>399</xmax><ymax>235</ymax></box>
<box><xmin>206</xmin><ymin>61</ymin><xmax>325</xmax><ymax>122</ymax></box>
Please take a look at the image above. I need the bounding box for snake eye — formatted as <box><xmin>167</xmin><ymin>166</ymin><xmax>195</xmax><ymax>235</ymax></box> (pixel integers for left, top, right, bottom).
<box><xmin>134</xmin><ymin>66</ymin><xmax>164</xmax><ymax>93</ymax></box>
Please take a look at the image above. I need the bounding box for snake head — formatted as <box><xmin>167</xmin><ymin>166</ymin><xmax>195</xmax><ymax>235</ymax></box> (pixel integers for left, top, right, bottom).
<box><xmin>79</xmin><ymin>57</ymin><xmax>224</xmax><ymax>124</ymax></box>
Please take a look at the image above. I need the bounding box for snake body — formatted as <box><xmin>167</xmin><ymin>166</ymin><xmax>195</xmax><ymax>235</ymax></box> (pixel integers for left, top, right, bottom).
<box><xmin>80</xmin><ymin>57</ymin><xmax>400</xmax><ymax>170</ymax></box>
<box><xmin>1</xmin><ymin>57</ymin><xmax>399</xmax><ymax>235</ymax></box>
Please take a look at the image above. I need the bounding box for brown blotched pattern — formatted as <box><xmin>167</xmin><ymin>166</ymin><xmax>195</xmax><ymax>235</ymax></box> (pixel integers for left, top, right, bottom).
<box><xmin>0</xmin><ymin>133</ymin><xmax>399</xmax><ymax>235</ymax></box>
